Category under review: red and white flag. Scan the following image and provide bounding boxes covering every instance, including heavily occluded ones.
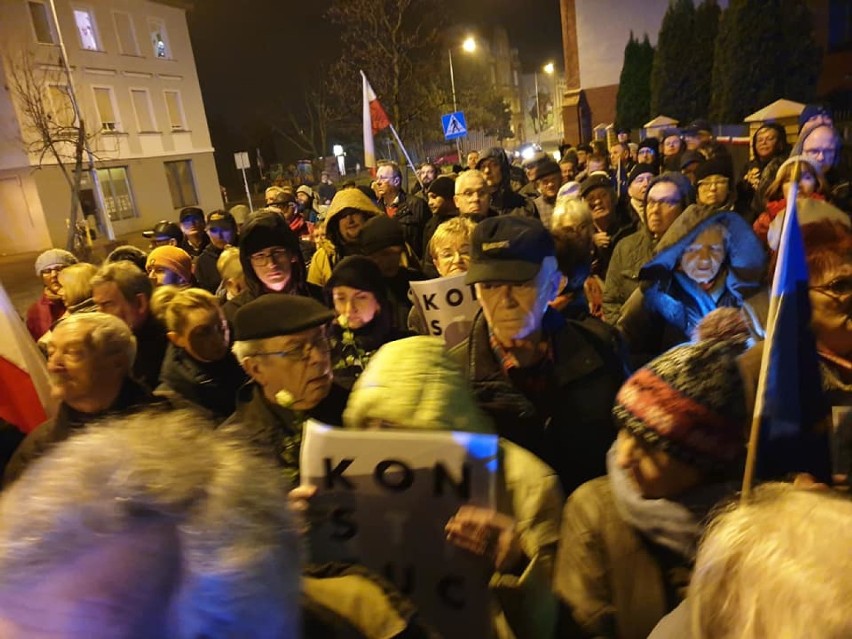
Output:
[362,70,391,171]
[0,282,56,432]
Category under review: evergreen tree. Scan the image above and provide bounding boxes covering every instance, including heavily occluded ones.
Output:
[687,0,721,120]
[616,33,655,130]
[710,0,820,122]
[650,0,696,122]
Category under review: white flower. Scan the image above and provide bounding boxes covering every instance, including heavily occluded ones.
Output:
[275,389,295,408]
[337,314,349,329]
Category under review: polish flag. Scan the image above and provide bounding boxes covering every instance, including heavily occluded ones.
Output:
[0,282,56,433]
[362,70,391,171]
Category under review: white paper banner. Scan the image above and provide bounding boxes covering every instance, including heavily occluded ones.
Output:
[409,273,481,348]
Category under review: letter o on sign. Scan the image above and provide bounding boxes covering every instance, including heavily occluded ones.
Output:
[446,289,464,307]
[374,459,415,492]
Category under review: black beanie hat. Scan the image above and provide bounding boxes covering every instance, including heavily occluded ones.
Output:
[638,138,659,154]
[358,215,404,256]
[327,256,387,299]
[695,154,734,183]
[427,175,456,200]
[239,212,300,256]
[628,162,658,185]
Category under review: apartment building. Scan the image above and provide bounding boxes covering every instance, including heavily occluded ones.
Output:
[0,0,221,255]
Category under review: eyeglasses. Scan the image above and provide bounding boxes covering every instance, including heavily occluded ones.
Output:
[804,147,836,161]
[250,335,331,361]
[436,248,471,262]
[459,189,488,199]
[250,248,291,267]
[811,277,852,304]
[646,196,682,209]
[697,178,729,189]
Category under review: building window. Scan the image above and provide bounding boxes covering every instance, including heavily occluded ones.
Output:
[130,89,157,132]
[73,7,100,51]
[46,84,75,127]
[92,86,120,131]
[28,1,56,44]
[112,11,140,56]
[148,18,170,59]
[164,160,198,208]
[97,167,136,221]
[163,90,186,131]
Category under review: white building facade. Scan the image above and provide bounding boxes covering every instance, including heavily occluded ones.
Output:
[0,0,221,255]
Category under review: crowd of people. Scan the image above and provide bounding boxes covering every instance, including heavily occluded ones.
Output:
[1,106,850,638]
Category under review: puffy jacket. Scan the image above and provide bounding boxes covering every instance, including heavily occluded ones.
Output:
[308,189,381,288]
[602,226,655,324]
[618,207,768,368]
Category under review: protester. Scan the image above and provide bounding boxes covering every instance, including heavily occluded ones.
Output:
[296,185,321,224]
[223,212,308,323]
[195,209,238,293]
[451,215,624,494]
[317,171,337,205]
[344,336,563,638]
[454,169,497,221]
[26,249,77,340]
[737,123,790,222]
[0,410,302,638]
[225,295,348,485]
[374,160,431,260]
[636,138,658,168]
[308,187,381,288]
[661,129,683,169]
[580,172,634,277]
[3,312,154,485]
[752,155,827,246]
[91,261,169,390]
[477,147,538,218]
[145,245,194,288]
[555,317,750,639]
[326,256,407,389]
[624,162,658,227]
[682,119,714,151]
[617,206,767,368]
[216,246,246,303]
[694,154,735,210]
[559,151,578,182]
[533,158,563,228]
[36,262,99,355]
[550,197,603,319]
[679,150,705,186]
[791,120,851,213]
[422,174,459,268]
[177,206,209,258]
[151,286,247,419]
[650,483,852,639]
[141,220,182,250]
[603,172,694,323]
[105,244,148,272]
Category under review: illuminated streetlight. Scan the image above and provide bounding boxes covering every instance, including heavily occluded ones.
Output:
[543,62,554,75]
[462,36,476,53]
[449,36,477,160]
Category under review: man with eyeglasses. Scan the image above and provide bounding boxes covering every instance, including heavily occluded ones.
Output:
[374,160,430,260]
[225,295,348,483]
[793,121,851,214]
[453,169,497,222]
[26,249,78,340]
[603,172,693,324]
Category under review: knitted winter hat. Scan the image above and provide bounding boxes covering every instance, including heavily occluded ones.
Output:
[358,215,404,255]
[327,255,386,299]
[638,138,659,155]
[427,174,456,200]
[695,154,734,183]
[145,246,193,283]
[628,162,657,185]
[612,333,749,473]
[35,249,78,275]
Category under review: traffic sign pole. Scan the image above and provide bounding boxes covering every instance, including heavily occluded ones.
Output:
[234,151,253,212]
[448,48,462,162]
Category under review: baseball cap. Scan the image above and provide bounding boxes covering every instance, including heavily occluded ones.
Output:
[179,206,204,222]
[206,210,236,229]
[465,216,555,285]
[142,220,182,240]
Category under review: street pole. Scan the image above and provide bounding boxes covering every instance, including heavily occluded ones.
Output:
[534,72,541,146]
[47,0,115,242]
[448,48,462,162]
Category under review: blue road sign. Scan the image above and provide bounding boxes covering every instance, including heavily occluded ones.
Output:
[441,111,468,140]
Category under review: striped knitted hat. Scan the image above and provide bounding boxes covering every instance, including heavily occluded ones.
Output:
[613,336,749,473]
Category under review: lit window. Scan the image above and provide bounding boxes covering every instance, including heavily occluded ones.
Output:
[148,19,170,59]
[163,90,186,131]
[97,167,137,221]
[92,86,120,131]
[113,11,140,56]
[164,160,198,208]
[28,1,56,44]
[73,7,100,51]
[130,89,156,132]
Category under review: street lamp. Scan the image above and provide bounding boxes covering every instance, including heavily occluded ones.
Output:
[534,61,556,144]
[448,36,476,162]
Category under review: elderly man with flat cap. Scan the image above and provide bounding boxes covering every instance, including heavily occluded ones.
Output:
[450,215,624,495]
[224,295,348,484]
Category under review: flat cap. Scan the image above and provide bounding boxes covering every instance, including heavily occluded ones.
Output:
[233,294,334,341]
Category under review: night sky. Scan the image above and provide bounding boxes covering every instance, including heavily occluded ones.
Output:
[186,0,563,173]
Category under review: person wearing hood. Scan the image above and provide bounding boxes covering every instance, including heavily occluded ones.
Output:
[222,212,309,324]
[343,336,564,639]
[307,187,381,289]
[735,122,790,221]
[477,147,539,218]
[603,172,694,324]
[555,315,750,639]
[617,206,768,369]
[195,210,238,294]
[326,256,408,390]
[151,286,247,419]
[694,154,735,211]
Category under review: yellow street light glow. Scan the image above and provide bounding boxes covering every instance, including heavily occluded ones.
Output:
[543,62,555,74]
[462,36,476,53]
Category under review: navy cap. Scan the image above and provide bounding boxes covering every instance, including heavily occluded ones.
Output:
[142,220,182,240]
[206,210,236,228]
[179,206,205,222]
[466,216,555,285]
[579,172,614,198]
[233,295,334,341]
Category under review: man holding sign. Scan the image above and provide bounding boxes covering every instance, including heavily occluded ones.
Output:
[301,336,562,638]
[451,216,625,495]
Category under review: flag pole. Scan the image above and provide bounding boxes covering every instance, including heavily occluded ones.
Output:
[741,171,801,501]
[388,123,424,190]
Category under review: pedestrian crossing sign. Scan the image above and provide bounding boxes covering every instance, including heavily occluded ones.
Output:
[441,111,467,140]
